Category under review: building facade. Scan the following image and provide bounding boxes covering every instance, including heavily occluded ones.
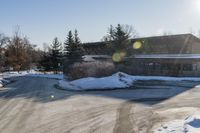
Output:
[82,34,200,77]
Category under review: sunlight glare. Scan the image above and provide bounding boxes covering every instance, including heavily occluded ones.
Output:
[195,0,200,13]
[51,95,55,99]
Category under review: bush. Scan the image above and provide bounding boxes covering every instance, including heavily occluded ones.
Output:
[66,61,116,80]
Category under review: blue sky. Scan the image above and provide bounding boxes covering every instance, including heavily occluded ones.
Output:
[0,0,200,48]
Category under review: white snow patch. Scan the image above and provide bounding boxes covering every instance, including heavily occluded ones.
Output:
[0,77,11,88]
[1,70,63,80]
[59,72,135,90]
[0,80,3,88]
[154,115,200,133]
[0,70,63,87]
[59,72,200,91]
[1,70,40,78]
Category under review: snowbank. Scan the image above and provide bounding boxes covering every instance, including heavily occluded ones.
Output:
[0,78,11,88]
[59,72,135,90]
[2,70,40,78]
[0,78,3,87]
[1,70,63,80]
[0,70,63,88]
[59,72,200,91]
[154,115,200,133]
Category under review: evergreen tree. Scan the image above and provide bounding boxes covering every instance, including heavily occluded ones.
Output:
[64,30,74,55]
[50,37,62,73]
[39,49,52,71]
[112,24,130,51]
[74,29,81,44]
[102,24,136,63]
[64,30,83,62]
[103,24,135,53]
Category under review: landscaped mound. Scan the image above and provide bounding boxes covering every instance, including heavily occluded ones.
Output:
[59,72,200,91]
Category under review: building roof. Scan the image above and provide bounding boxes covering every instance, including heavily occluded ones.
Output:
[83,34,200,55]
[130,34,200,54]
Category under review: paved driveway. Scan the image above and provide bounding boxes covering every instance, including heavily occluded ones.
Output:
[0,76,200,133]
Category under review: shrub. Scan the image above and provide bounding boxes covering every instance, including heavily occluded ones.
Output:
[67,61,116,80]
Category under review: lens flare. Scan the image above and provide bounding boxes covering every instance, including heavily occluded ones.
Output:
[112,51,127,62]
[119,51,127,57]
[133,41,142,49]
[51,95,54,98]
[112,53,122,62]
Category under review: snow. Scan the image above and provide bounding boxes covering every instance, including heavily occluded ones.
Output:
[0,70,63,87]
[154,115,200,133]
[1,70,39,78]
[0,77,11,88]
[1,70,63,80]
[59,72,200,91]
[82,54,200,60]
[0,79,3,87]
[59,72,134,90]
[132,54,200,59]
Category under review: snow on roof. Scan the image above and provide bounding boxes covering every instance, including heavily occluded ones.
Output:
[83,54,200,60]
[131,54,200,59]
[83,55,111,61]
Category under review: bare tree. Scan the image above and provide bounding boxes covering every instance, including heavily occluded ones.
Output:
[5,29,35,71]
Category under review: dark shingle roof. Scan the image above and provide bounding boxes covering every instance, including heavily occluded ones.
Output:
[83,34,200,54]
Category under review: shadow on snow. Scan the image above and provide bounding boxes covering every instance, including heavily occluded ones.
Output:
[0,76,200,105]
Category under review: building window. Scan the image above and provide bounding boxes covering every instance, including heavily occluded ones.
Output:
[183,64,192,71]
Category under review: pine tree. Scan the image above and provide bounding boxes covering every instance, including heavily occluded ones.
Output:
[64,30,74,55]
[103,24,134,53]
[113,24,130,51]
[50,37,62,73]
[64,30,83,62]
[74,29,83,60]
[74,29,81,44]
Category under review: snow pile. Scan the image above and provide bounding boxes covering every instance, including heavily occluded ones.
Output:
[59,72,200,91]
[59,72,135,90]
[154,115,200,133]
[0,77,11,88]
[0,77,3,87]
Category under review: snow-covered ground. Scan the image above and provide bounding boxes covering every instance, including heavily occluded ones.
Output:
[1,70,63,79]
[0,70,63,87]
[1,70,40,79]
[154,115,200,133]
[59,72,200,91]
